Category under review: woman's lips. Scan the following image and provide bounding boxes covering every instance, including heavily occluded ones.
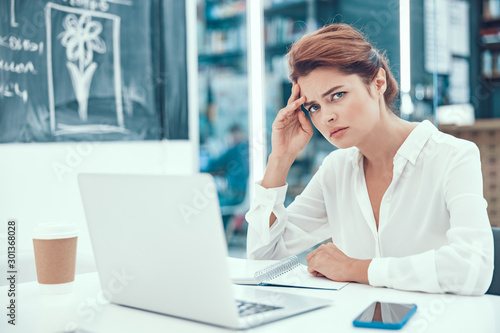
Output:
[330,127,348,139]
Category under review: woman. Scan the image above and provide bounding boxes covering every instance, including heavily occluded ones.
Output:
[245,23,494,295]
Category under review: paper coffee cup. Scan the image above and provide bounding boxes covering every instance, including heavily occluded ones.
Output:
[32,223,78,295]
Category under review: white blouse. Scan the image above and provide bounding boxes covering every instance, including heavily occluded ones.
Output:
[245,120,494,295]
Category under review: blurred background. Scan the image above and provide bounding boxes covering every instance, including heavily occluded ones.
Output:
[195,0,500,257]
[1,0,499,268]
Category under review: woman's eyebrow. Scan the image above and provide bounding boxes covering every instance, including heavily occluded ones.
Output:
[303,99,313,108]
[321,85,344,98]
[302,85,344,108]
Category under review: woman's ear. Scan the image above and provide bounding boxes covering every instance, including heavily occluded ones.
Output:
[374,68,387,94]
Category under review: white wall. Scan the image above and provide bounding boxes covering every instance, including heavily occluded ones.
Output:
[0,140,195,280]
[0,0,200,283]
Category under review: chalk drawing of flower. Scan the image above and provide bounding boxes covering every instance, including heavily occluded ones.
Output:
[58,14,106,122]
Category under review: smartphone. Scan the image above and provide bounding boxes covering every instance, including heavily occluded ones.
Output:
[352,302,417,330]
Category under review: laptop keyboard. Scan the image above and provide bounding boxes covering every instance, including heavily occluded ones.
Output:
[236,300,283,317]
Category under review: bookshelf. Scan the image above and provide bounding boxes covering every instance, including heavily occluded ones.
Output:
[197,0,337,207]
[198,0,336,71]
[478,0,500,116]
[196,0,337,143]
[480,2,500,79]
[261,0,337,205]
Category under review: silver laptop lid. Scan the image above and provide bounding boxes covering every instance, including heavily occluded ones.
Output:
[78,173,240,328]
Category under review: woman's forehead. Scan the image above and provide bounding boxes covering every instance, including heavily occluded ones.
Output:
[297,69,361,94]
[298,68,361,84]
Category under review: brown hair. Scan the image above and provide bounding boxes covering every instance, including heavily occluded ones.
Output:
[288,23,398,110]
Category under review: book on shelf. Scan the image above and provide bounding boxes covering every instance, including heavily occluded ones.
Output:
[480,28,500,44]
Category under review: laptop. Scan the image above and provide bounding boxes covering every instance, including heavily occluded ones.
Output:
[78,173,332,330]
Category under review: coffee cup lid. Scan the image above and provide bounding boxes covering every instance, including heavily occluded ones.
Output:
[32,223,79,240]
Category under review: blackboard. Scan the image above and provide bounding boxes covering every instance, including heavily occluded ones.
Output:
[0,0,188,142]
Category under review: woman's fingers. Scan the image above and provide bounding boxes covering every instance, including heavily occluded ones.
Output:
[287,96,306,117]
[287,82,301,105]
[275,96,305,125]
[305,247,318,262]
[274,83,306,128]
[306,244,355,282]
[282,96,306,117]
[306,250,325,275]
[297,108,312,132]
[307,254,325,277]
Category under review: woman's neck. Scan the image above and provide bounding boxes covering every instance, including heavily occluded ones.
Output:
[357,113,417,170]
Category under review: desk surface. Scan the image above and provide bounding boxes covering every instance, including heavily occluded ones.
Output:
[2,272,500,333]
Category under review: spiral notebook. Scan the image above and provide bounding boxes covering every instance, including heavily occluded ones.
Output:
[227,256,348,290]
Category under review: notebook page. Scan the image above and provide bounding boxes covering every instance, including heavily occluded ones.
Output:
[227,257,348,290]
[266,264,348,290]
[227,257,278,284]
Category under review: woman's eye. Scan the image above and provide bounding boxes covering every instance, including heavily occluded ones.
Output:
[308,105,320,113]
[332,92,346,100]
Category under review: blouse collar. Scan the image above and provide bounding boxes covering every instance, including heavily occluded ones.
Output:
[351,120,437,169]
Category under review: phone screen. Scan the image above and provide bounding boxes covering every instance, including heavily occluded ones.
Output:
[353,302,417,325]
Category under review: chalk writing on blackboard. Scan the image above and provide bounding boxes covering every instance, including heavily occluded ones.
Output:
[0,82,27,103]
[0,60,37,74]
[61,0,133,12]
[58,14,106,122]
[46,3,125,135]
[10,0,18,28]
[1,0,188,142]
[0,36,44,54]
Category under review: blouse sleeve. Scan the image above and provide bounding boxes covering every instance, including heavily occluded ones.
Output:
[245,162,332,260]
[368,142,494,295]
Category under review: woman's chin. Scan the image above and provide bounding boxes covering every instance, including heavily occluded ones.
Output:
[327,139,353,150]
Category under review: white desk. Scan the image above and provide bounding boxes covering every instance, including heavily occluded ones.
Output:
[2,272,500,333]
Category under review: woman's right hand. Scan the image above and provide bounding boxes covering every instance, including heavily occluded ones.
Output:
[270,83,313,161]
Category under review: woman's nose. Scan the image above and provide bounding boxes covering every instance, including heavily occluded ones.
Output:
[320,111,336,125]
